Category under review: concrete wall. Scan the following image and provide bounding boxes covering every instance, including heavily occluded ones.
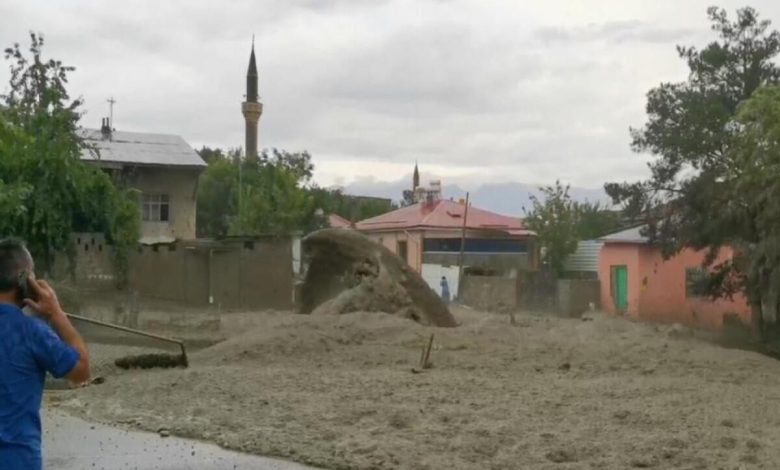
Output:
[598,243,751,329]
[61,236,294,312]
[461,275,516,311]
[124,166,201,240]
[517,270,557,312]
[52,233,116,286]
[457,272,598,316]
[557,279,600,317]
[422,252,531,271]
[129,238,294,311]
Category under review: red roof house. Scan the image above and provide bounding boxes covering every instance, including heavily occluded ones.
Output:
[356,199,532,235]
[355,199,536,296]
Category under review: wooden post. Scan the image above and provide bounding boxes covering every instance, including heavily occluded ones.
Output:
[413,333,435,372]
[423,333,434,369]
[457,193,470,300]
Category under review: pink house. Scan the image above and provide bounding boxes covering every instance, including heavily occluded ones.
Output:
[598,226,751,330]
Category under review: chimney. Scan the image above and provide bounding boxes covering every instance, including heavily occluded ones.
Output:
[100,117,112,140]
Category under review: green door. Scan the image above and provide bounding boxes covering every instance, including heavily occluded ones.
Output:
[611,265,628,312]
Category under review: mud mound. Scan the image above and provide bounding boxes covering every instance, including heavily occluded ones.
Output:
[194,311,426,366]
[299,229,457,327]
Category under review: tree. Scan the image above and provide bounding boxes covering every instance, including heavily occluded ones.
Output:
[604,7,780,333]
[523,181,579,276]
[196,148,241,238]
[196,147,319,237]
[0,33,139,279]
[575,201,622,240]
[401,189,415,207]
[196,146,229,165]
[712,86,780,333]
[309,187,395,225]
[232,153,315,235]
[196,147,394,237]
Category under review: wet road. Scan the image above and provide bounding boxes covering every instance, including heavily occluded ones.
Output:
[43,409,319,470]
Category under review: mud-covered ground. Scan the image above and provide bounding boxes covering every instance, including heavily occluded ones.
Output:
[50,307,780,469]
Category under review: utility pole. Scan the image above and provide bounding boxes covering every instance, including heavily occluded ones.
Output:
[107,97,116,128]
[457,192,470,301]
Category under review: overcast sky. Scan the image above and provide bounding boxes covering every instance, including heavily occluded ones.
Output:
[2,0,779,190]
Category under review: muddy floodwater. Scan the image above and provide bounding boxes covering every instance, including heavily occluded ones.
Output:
[43,408,319,470]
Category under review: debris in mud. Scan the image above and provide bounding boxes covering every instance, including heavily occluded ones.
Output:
[629,457,657,468]
[545,449,576,463]
[299,229,457,327]
[115,353,188,369]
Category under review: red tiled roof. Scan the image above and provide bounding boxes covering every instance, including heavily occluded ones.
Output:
[356,199,532,234]
[328,214,353,229]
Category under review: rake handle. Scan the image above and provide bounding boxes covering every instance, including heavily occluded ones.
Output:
[66,312,185,349]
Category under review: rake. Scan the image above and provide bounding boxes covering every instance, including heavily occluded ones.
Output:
[67,313,189,369]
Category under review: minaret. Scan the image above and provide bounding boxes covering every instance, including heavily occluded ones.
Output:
[413,161,420,190]
[242,39,263,159]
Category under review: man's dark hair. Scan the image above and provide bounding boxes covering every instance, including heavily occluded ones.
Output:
[0,238,31,292]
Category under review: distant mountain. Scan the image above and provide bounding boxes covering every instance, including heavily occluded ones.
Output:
[344,178,609,217]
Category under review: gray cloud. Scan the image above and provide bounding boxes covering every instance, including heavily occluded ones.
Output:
[535,20,695,45]
[1,0,779,191]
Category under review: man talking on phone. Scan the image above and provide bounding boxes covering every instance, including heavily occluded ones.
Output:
[0,238,90,469]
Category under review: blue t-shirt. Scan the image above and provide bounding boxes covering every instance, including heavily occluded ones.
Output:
[0,303,79,470]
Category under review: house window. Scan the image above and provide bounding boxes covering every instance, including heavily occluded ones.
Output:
[685,268,708,298]
[142,194,170,222]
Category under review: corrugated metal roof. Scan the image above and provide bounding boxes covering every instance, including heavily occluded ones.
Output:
[564,240,603,272]
[79,128,206,168]
[599,225,648,244]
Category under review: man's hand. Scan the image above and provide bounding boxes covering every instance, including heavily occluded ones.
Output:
[23,278,64,320]
[23,277,90,384]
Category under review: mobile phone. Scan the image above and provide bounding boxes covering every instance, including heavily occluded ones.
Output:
[17,271,32,301]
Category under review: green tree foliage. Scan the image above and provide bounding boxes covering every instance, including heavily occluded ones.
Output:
[195,147,241,238]
[604,7,780,332]
[232,151,315,235]
[575,201,622,240]
[711,86,780,332]
[309,188,395,224]
[523,181,579,276]
[196,147,393,238]
[0,33,139,279]
[196,148,318,237]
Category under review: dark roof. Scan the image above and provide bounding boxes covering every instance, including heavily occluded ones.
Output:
[79,129,206,168]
